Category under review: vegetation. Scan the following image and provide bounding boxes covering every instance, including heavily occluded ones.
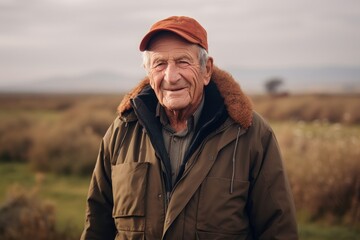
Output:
[0,184,57,240]
[252,94,360,124]
[272,121,360,226]
[0,163,90,239]
[0,93,359,239]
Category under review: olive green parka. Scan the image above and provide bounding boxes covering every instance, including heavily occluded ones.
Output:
[81,66,298,240]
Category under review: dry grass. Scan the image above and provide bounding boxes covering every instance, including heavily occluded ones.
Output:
[272,121,360,226]
[0,94,121,174]
[0,185,76,240]
[252,94,360,124]
[0,93,359,238]
[27,96,118,175]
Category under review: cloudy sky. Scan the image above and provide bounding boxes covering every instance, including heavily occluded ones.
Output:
[1,0,359,87]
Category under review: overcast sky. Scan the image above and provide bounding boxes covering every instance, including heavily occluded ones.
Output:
[1,0,359,87]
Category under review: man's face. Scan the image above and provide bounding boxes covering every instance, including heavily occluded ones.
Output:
[146,33,212,113]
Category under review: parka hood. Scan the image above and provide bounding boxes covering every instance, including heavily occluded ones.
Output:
[117,66,253,129]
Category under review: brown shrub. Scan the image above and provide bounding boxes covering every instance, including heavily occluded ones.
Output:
[28,99,116,175]
[0,185,56,240]
[29,121,101,175]
[0,115,33,162]
[0,94,120,174]
[62,98,117,137]
[0,185,78,240]
[253,94,360,124]
[274,122,360,225]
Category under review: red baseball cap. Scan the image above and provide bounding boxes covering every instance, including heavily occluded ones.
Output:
[139,16,208,52]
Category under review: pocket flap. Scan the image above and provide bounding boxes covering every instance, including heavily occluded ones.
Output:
[112,162,150,217]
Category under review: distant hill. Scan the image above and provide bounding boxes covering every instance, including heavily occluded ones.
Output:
[0,72,140,94]
[1,66,359,94]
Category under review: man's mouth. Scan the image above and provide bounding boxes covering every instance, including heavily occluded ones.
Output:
[165,87,186,92]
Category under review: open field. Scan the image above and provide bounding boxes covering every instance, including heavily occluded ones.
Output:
[0,93,359,239]
[1,162,358,240]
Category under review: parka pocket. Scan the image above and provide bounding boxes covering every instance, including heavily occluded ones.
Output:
[197,177,250,235]
[112,162,150,232]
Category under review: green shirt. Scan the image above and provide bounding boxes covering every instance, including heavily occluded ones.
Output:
[157,96,204,185]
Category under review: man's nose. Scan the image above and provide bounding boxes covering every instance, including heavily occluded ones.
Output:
[164,63,180,84]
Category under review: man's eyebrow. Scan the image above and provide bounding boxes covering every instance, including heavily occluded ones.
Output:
[150,52,194,64]
[174,54,193,62]
[151,56,165,64]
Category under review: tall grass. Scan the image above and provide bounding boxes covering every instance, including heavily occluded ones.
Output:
[0,93,359,239]
[0,185,75,240]
[0,163,90,239]
[273,121,360,226]
[0,115,33,162]
[252,94,360,124]
[0,94,120,174]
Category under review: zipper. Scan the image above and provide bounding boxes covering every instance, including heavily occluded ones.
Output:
[230,127,241,194]
[164,121,241,210]
[119,121,129,148]
[159,163,169,214]
[167,128,221,202]
[178,122,234,182]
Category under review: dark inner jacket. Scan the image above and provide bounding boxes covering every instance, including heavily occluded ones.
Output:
[130,81,228,192]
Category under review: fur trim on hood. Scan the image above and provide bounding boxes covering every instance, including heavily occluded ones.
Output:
[118,66,253,128]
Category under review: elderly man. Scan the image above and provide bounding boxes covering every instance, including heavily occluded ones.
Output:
[81,16,298,239]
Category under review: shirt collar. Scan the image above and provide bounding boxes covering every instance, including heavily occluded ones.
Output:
[156,94,205,133]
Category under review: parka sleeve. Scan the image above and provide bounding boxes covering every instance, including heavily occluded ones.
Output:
[80,122,117,240]
[247,123,298,239]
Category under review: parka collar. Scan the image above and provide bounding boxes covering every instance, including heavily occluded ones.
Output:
[118,66,253,129]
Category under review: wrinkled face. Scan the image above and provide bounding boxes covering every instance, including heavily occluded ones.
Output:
[146,33,212,113]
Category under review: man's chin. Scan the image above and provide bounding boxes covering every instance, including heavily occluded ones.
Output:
[164,106,186,112]
[162,103,188,112]
[163,99,189,111]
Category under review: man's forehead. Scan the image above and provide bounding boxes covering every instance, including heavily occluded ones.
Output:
[147,31,197,51]
[149,49,194,59]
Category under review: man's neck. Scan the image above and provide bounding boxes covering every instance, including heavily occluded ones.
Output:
[164,96,205,133]
[165,109,190,132]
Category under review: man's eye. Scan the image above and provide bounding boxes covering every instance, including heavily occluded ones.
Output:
[153,62,166,71]
[178,60,190,67]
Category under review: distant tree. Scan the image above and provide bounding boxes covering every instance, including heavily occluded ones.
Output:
[265,77,284,95]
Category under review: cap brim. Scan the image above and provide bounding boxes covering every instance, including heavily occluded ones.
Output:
[139,28,200,51]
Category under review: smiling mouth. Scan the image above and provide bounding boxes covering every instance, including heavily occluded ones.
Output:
[165,86,186,91]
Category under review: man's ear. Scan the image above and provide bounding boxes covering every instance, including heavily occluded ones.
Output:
[203,57,213,86]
